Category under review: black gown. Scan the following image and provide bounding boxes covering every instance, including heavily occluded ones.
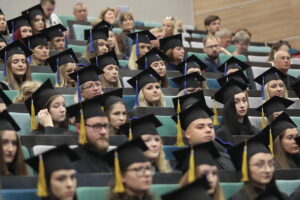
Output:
[214,141,235,171]
[30,127,77,135]
[286,153,300,168]
[290,185,300,200]
[283,74,298,90]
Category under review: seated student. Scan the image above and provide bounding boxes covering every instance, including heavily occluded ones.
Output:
[162,16,178,37]
[217,56,250,76]
[25,79,75,135]
[0,9,7,35]
[26,145,79,200]
[47,48,78,87]
[173,141,225,200]
[103,137,155,200]
[172,72,206,96]
[7,15,32,41]
[23,33,49,66]
[66,94,111,173]
[159,34,185,71]
[127,30,156,70]
[214,79,259,145]
[13,81,41,103]
[78,27,109,66]
[217,70,249,89]
[120,114,172,173]
[90,51,122,88]
[42,24,67,51]
[204,15,221,35]
[175,55,208,76]
[136,47,169,88]
[0,40,32,90]
[228,127,290,200]
[0,88,12,111]
[268,40,291,65]
[0,110,28,176]
[21,4,46,35]
[232,30,250,56]
[202,35,222,73]
[270,112,300,169]
[127,67,165,107]
[69,64,103,102]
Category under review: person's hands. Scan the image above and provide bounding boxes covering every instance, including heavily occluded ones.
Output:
[37,109,54,127]
[0,103,7,112]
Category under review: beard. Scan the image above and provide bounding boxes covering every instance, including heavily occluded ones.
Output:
[87,138,109,153]
[207,52,219,60]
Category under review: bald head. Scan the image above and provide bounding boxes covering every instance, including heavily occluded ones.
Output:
[274,50,291,74]
[73,2,88,22]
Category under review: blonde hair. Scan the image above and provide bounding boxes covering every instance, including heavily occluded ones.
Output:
[150,27,165,35]
[232,30,250,44]
[55,63,77,87]
[154,137,172,172]
[274,132,291,169]
[264,81,288,100]
[13,81,41,103]
[100,7,115,21]
[128,44,138,70]
[99,74,122,88]
[119,11,135,30]
[162,17,178,36]
[138,88,165,107]
[83,39,103,60]
[215,28,232,38]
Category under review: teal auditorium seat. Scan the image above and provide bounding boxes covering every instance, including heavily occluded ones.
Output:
[32,73,56,85]
[144,21,162,28]
[288,68,300,78]
[58,15,75,27]
[4,90,19,101]
[77,187,109,200]
[191,33,207,39]
[163,145,186,161]
[291,117,300,127]
[10,112,31,135]
[73,24,92,40]
[226,45,236,53]
[87,16,96,22]
[62,94,75,106]
[69,44,86,55]
[119,60,128,68]
[248,45,271,53]
[156,115,177,136]
[206,78,221,89]
[221,182,242,199]
[151,184,178,200]
[112,27,122,34]
[0,189,39,200]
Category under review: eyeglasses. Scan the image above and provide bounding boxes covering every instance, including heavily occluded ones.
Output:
[250,160,275,170]
[85,123,109,131]
[206,44,220,49]
[82,82,102,90]
[126,165,155,177]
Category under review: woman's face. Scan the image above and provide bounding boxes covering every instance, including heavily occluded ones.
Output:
[48,96,66,123]
[235,41,249,54]
[162,19,174,37]
[1,130,17,164]
[197,165,218,195]
[0,14,7,32]
[107,31,116,49]
[138,43,151,58]
[150,60,166,77]
[172,46,185,61]
[121,17,134,31]
[103,64,119,84]
[142,134,161,161]
[122,162,153,194]
[81,81,103,99]
[267,80,285,98]
[20,26,33,38]
[64,63,77,85]
[33,45,49,61]
[108,102,127,129]
[234,92,248,118]
[52,36,65,51]
[96,39,109,56]
[10,54,27,77]
[50,169,77,200]
[33,15,45,32]
[142,82,162,105]
[249,153,274,186]
[281,128,299,154]
[104,10,116,25]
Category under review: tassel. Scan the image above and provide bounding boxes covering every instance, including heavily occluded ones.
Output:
[241,140,249,182]
[95,56,99,67]
[261,76,266,128]
[135,33,139,56]
[79,108,87,144]
[65,36,68,49]
[224,62,227,76]
[27,55,32,64]
[187,148,195,183]
[175,99,184,146]
[56,57,61,84]
[128,121,133,141]
[261,109,266,129]
[89,30,94,52]
[269,129,274,157]
[113,151,125,193]
[31,98,38,130]
[77,74,82,103]
[3,51,7,77]
[37,155,48,197]
[184,61,187,75]
[213,99,219,126]
[144,57,147,70]
[183,77,187,95]
[135,80,139,107]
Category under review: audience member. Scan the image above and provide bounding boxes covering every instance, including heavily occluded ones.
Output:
[162,17,178,37]
[40,0,63,27]
[232,30,250,55]
[204,15,221,35]
[268,40,291,64]
[22,4,46,35]
[0,9,7,35]
[73,2,88,22]
[202,35,221,73]
[7,16,32,41]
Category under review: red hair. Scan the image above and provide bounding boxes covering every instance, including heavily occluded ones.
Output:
[13,29,25,44]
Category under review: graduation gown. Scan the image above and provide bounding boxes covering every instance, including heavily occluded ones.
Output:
[283,74,298,90]
[73,144,111,173]
[290,185,300,200]
[31,127,77,135]
[109,192,154,200]
[214,141,235,171]
[286,153,300,168]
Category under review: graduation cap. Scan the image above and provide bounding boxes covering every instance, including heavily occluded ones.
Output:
[127,30,156,57]
[213,79,248,104]
[171,72,206,92]
[7,15,31,34]
[21,4,45,21]
[175,55,208,74]
[0,88,12,106]
[291,80,300,99]
[0,110,20,131]
[25,144,79,197]
[270,112,297,139]
[256,96,294,118]
[23,33,48,49]
[159,34,183,53]
[217,56,250,74]
[136,47,167,70]
[97,88,124,111]
[41,24,67,40]
[102,137,148,193]
[68,64,103,86]
[254,67,286,86]
[84,27,108,52]
[90,51,119,69]
[161,176,211,200]
[217,69,249,86]
[172,90,205,112]
[94,20,113,31]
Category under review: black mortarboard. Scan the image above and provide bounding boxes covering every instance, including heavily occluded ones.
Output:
[98,88,124,110]
[68,64,103,85]
[0,9,4,16]
[84,27,109,41]
[24,79,60,115]
[159,34,183,52]
[21,4,45,21]
[270,112,297,139]
[90,51,119,70]
[47,48,78,72]
[94,20,113,31]
[0,110,20,131]
[0,40,32,60]
[0,35,7,44]
[172,72,206,91]
[291,80,300,99]
[0,88,12,106]
[41,24,67,40]
[217,70,249,86]
[172,100,214,131]
[23,33,48,49]
[136,47,167,70]
[7,15,31,33]
[161,176,211,200]
[254,67,286,86]
[217,56,250,74]
[294,136,300,146]
[213,79,248,104]
[175,55,208,74]
[173,141,220,173]
[256,96,294,118]
[127,30,156,45]
[102,137,149,171]
[172,90,205,112]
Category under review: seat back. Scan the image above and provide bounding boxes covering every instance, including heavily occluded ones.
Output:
[32,73,56,86]
[73,24,92,40]
[10,112,31,135]
[250,66,268,90]
[156,116,177,136]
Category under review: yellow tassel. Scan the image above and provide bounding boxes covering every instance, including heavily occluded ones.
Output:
[113,151,125,193]
[31,99,38,130]
[187,148,196,183]
[175,99,184,147]
[100,106,104,111]
[241,140,249,182]
[269,130,274,157]
[37,155,48,197]
[261,109,266,129]
[128,122,133,141]
[213,99,219,126]
[79,108,87,145]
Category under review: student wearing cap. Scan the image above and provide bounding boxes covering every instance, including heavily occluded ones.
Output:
[270,112,300,169]
[7,15,32,41]
[136,47,169,88]
[202,35,222,73]
[22,4,46,35]
[47,48,78,87]
[0,110,28,176]
[23,33,49,66]
[42,24,67,51]
[0,9,7,35]
[159,34,185,71]
[13,81,41,103]
[103,137,155,200]
[0,88,12,111]
[172,72,206,96]
[0,40,32,90]
[214,79,258,145]
[174,142,225,200]
[175,55,208,76]
[128,67,165,107]
[26,145,79,200]
[217,56,250,76]
[127,30,156,70]
[90,51,122,88]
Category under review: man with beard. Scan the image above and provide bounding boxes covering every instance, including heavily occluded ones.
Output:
[203,35,221,73]
[67,94,111,173]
